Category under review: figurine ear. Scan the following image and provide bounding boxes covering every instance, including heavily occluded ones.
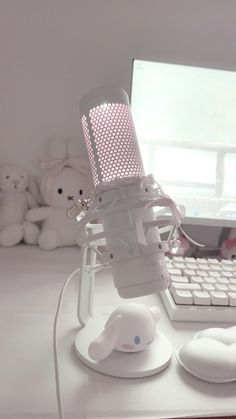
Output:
[88,315,122,361]
[148,306,161,324]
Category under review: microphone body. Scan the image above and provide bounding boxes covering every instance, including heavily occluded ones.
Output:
[100,185,169,298]
[80,87,170,298]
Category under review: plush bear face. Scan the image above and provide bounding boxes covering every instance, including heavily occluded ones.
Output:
[43,167,89,208]
[0,166,29,192]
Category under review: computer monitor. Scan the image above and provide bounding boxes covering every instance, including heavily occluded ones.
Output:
[130,59,236,228]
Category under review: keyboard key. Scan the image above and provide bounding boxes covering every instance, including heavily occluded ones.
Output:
[167,262,174,269]
[229,293,236,306]
[208,259,220,265]
[210,291,228,306]
[197,264,210,271]
[215,284,228,292]
[221,271,233,277]
[202,283,215,291]
[183,269,196,278]
[205,276,216,283]
[196,270,208,277]
[170,282,201,292]
[170,275,189,283]
[217,277,229,284]
[211,265,222,271]
[209,271,221,277]
[221,259,234,265]
[190,276,203,284]
[193,290,211,305]
[168,268,182,276]
[171,290,193,305]
[186,263,198,270]
[196,258,208,264]
[222,265,234,271]
[172,262,186,270]
[228,284,236,292]
[172,256,184,262]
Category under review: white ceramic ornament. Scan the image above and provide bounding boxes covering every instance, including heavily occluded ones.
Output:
[88,303,160,361]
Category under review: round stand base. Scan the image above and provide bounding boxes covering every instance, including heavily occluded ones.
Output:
[74,315,172,378]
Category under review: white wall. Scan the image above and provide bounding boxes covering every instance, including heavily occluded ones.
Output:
[1,0,236,172]
[0,0,235,245]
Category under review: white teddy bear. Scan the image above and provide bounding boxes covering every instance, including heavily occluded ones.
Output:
[26,138,92,250]
[0,165,41,246]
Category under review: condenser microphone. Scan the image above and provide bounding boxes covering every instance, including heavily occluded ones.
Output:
[78,86,181,299]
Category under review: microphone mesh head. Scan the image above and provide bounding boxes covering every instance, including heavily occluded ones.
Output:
[80,88,145,186]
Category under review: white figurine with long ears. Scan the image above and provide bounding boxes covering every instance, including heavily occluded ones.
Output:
[88,303,161,361]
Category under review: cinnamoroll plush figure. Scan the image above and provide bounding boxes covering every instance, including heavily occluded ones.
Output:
[88,303,161,361]
[0,165,41,246]
[26,156,91,250]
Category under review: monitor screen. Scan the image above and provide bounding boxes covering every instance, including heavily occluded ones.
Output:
[131,59,236,227]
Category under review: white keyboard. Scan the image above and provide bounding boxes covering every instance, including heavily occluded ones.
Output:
[161,256,236,322]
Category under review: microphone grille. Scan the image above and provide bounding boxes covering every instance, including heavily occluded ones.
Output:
[81,97,145,186]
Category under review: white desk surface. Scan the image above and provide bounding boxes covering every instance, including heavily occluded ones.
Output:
[0,245,236,419]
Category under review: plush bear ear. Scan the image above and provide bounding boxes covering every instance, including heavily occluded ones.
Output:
[88,315,122,361]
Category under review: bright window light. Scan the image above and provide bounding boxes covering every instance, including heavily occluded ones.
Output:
[131,60,236,226]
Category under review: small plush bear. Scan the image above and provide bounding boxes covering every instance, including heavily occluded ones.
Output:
[0,165,41,246]
[26,138,92,250]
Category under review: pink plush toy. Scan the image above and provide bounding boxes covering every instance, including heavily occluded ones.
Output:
[0,165,41,246]
[220,228,236,260]
[26,138,92,250]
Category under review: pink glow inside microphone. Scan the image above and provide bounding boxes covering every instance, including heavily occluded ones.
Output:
[80,87,145,186]
[79,87,170,298]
